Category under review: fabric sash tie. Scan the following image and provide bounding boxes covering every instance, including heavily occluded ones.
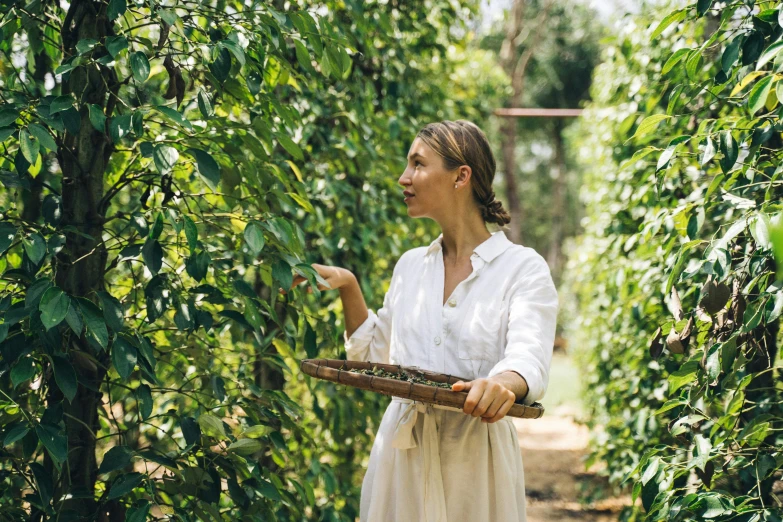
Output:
[391,396,463,522]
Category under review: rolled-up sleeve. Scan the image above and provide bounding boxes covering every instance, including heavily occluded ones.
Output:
[487,258,559,406]
[343,256,403,364]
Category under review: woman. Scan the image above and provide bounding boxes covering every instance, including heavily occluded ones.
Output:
[288,120,559,521]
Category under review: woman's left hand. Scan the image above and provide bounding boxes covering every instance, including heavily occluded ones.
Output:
[451,377,516,423]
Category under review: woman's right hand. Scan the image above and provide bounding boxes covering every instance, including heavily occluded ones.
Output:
[279,263,354,295]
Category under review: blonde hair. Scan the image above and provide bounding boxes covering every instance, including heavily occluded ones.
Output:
[416,120,511,227]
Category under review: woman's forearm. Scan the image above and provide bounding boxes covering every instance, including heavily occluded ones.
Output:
[339,273,370,340]
[489,370,529,402]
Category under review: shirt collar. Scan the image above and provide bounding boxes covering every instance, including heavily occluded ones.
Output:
[425,230,513,264]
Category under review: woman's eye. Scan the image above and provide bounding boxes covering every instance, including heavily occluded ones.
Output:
[415,161,421,167]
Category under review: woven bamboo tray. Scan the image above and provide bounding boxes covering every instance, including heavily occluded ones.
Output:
[300,358,544,419]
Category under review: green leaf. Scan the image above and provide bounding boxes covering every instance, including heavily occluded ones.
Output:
[173,300,195,330]
[181,417,201,445]
[36,424,67,465]
[185,251,210,281]
[107,472,143,500]
[294,39,315,74]
[722,36,742,72]
[136,384,152,420]
[258,478,282,501]
[106,36,128,57]
[77,298,109,349]
[187,148,220,189]
[153,144,179,174]
[656,145,676,172]
[662,48,690,75]
[210,46,232,82]
[700,136,716,166]
[668,361,700,392]
[241,425,267,439]
[97,291,125,332]
[42,195,62,226]
[183,215,198,253]
[0,222,17,255]
[221,39,245,66]
[228,438,263,455]
[145,276,168,323]
[130,52,150,82]
[19,129,39,164]
[276,133,304,160]
[149,212,164,240]
[11,357,35,387]
[197,89,213,119]
[705,173,724,200]
[49,95,74,115]
[243,297,262,330]
[757,41,783,70]
[76,38,98,55]
[27,124,57,151]
[126,500,150,522]
[141,237,163,275]
[88,104,107,132]
[719,130,738,173]
[651,9,686,39]
[39,287,70,331]
[65,303,84,337]
[4,423,30,447]
[109,114,133,143]
[51,354,78,403]
[627,115,671,142]
[685,49,703,80]
[244,221,265,254]
[696,0,713,17]
[748,75,774,114]
[112,337,138,380]
[721,336,737,373]
[137,336,156,370]
[99,446,133,475]
[22,233,47,264]
[197,414,227,439]
[0,109,20,127]
[155,105,192,131]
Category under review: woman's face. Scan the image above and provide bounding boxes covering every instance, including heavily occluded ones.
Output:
[398,137,460,220]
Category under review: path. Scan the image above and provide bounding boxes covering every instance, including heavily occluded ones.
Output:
[513,353,632,521]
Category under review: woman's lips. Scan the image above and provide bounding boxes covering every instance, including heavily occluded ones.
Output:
[404,195,415,202]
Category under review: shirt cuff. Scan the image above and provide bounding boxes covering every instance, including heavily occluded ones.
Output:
[487,361,543,406]
[343,309,377,361]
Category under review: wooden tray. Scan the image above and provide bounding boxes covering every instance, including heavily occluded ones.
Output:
[300,358,544,419]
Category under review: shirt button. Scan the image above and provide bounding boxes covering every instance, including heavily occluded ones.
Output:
[434,336,441,345]
[448,298,457,307]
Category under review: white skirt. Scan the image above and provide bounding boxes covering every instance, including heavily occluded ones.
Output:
[359,396,527,522]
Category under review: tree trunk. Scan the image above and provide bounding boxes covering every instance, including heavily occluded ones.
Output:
[546,122,566,284]
[498,0,553,245]
[52,0,115,516]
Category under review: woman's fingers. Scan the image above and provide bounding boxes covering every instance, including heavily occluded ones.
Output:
[481,394,507,420]
[472,385,498,417]
[482,399,515,424]
[279,275,305,294]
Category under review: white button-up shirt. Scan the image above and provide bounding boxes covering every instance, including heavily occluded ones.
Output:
[344,230,559,406]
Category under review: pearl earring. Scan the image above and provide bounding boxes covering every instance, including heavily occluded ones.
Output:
[454,184,457,188]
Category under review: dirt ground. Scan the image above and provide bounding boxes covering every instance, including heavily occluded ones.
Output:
[514,404,633,521]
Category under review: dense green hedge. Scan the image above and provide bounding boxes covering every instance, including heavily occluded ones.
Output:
[0,1,502,520]
[564,1,783,520]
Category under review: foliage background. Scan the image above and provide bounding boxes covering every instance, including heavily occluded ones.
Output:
[563,0,783,519]
[0,0,509,520]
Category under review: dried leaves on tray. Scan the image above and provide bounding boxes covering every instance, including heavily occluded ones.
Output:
[348,366,453,389]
